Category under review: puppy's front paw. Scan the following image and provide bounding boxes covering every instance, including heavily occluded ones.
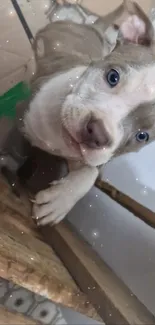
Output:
[32,179,75,226]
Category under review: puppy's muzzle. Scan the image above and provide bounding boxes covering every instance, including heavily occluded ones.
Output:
[81,118,112,149]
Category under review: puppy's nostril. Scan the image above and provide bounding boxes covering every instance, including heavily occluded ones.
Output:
[87,127,93,134]
[95,140,100,147]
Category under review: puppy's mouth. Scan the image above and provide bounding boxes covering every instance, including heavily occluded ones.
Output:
[62,126,81,153]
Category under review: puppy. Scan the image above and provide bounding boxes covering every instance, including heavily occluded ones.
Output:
[23,0,155,226]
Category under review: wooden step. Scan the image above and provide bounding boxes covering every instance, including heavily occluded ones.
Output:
[0,176,101,322]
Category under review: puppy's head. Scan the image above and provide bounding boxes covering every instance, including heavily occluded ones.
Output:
[61,1,155,166]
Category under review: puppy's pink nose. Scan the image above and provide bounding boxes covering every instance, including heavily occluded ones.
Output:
[81,119,111,149]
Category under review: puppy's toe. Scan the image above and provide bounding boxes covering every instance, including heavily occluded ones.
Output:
[35,188,52,205]
[33,178,75,226]
[35,180,64,204]
[33,202,54,220]
[50,179,65,186]
[37,213,65,226]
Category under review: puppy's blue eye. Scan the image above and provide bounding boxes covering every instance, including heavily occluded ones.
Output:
[106,69,120,87]
[136,131,149,142]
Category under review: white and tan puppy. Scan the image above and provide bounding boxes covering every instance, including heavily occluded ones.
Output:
[23,0,155,226]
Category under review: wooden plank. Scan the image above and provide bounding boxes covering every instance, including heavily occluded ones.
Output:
[96,179,155,229]
[0,305,40,325]
[41,221,155,325]
[0,177,101,322]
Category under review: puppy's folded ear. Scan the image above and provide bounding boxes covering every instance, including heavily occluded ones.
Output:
[116,0,154,46]
[94,0,154,56]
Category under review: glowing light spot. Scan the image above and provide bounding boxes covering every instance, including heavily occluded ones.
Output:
[140,186,148,196]
[92,229,100,239]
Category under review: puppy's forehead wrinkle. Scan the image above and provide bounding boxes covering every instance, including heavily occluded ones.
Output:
[32,53,89,92]
[127,101,155,125]
[106,43,155,67]
[116,101,155,156]
[92,59,128,74]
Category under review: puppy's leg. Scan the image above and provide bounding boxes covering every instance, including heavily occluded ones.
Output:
[33,165,98,226]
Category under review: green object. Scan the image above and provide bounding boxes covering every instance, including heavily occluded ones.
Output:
[0,82,31,119]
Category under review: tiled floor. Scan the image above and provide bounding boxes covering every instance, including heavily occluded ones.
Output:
[0,277,67,324]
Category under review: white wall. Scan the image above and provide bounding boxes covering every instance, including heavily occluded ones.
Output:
[68,141,155,316]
